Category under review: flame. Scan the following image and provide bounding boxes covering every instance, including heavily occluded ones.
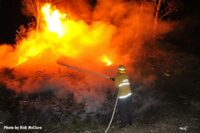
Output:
[0,1,172,92]
[14,3,115,67]
[41,3,66,37]
[17,46,42,66]
[101,55,112,66]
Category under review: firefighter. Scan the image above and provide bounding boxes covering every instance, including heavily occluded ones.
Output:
[110,65,133,128]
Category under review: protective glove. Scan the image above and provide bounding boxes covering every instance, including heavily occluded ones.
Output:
[110,77,115,81]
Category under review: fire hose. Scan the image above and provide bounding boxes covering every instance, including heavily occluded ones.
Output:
[57,60,118,133]
[57,60,110,79]
[104,91,118,133]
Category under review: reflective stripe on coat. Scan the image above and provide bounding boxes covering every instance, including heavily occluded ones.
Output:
[114,73,132,98]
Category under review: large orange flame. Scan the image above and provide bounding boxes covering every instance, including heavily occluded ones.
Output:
[0,1,172,93]
[15,3,115,67]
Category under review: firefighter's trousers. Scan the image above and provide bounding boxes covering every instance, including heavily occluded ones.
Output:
[117,95,133,126]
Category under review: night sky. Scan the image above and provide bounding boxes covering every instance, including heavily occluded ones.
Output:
[0,0,28,44]
[0,0,199,55]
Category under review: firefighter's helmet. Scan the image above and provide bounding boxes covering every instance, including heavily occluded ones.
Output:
[118,65,126,73]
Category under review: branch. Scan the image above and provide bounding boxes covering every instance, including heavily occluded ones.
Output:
[28,0,36,14]
[161,7,176,19]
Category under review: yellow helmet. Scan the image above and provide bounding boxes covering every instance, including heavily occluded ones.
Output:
[118,65,126,73]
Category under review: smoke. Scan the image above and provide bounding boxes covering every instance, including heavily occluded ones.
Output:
[0,0,173,113]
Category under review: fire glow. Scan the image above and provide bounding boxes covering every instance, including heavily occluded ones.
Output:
[0,1,171,93]
[13,3,116,67]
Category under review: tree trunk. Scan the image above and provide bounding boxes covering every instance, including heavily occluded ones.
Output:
[154,0,163,35]
[36,0,40,32]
